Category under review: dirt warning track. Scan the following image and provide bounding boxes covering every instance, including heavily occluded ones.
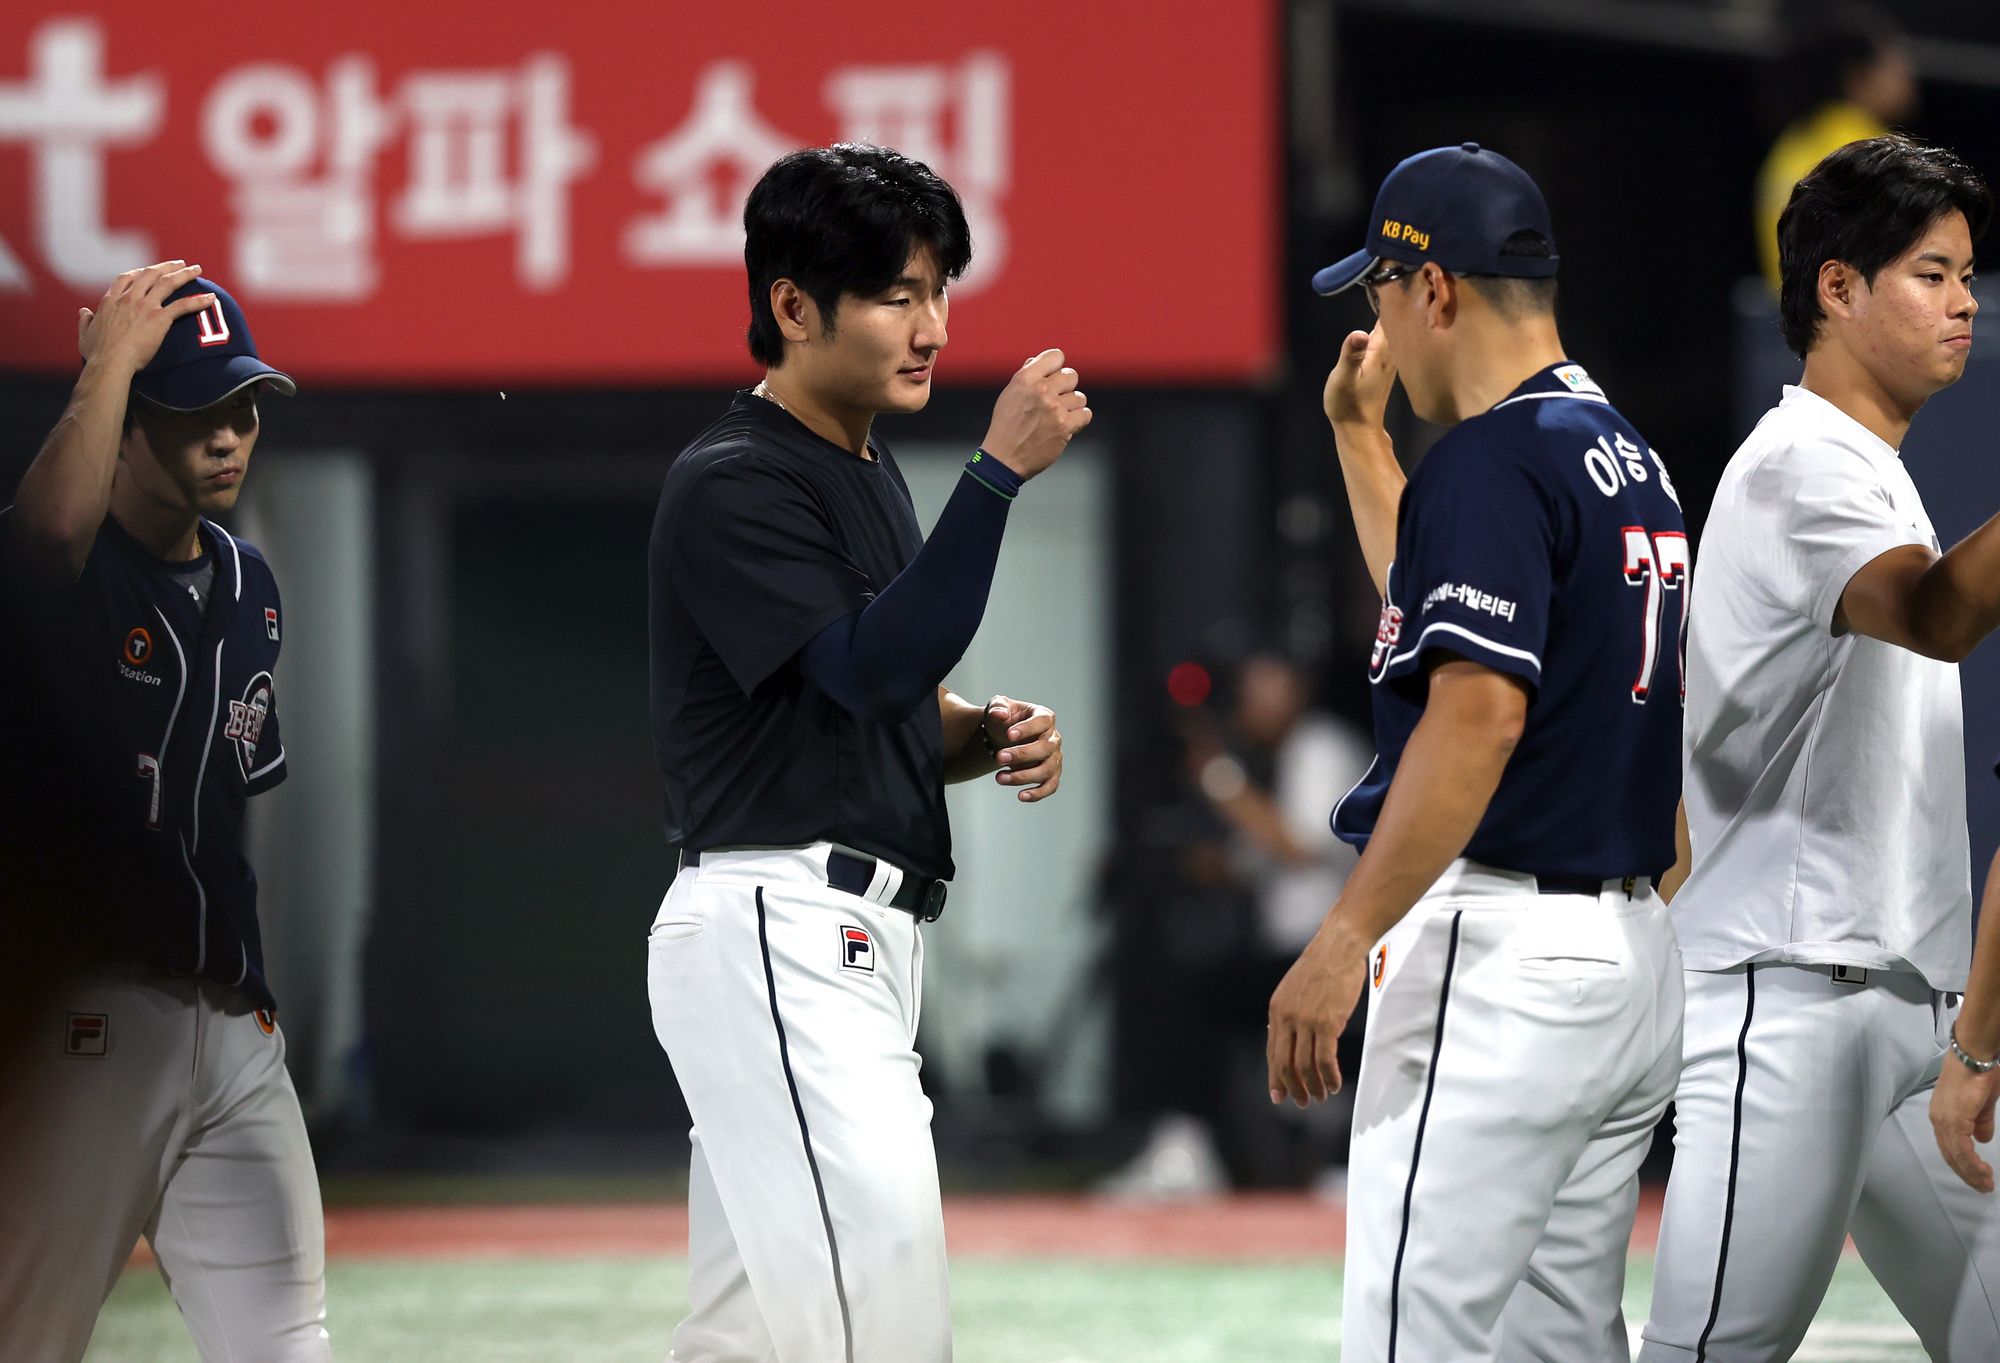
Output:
[129,1190,1667,1265]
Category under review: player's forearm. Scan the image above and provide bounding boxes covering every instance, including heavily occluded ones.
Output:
[1957,847,2000,1057]
[940,688,998,783]
[1331,422,1403,598]
[798,462,1013,722]
[11,358,133,580]
[1912,519,2000,661]
[1318,669,1521,950]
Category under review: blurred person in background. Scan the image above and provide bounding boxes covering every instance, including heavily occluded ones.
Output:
[1757,2,1918,291]
[0,265,326,1362]
[1104,651,1373,1196]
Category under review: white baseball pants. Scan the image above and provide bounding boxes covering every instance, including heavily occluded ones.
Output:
[647,845,948,1363]
[1641,963,2000,1362]
[0,972,330,1363]
[1341,860,1684,1363]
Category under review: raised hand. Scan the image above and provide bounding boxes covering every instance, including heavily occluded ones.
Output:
[1323,323,1399,432]
[78,262,214,377]
[980,349,1092,480]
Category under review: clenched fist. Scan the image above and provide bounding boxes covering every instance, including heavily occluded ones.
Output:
[980,349,1092,481]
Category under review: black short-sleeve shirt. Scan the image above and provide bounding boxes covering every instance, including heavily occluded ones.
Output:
[649,393,953,878]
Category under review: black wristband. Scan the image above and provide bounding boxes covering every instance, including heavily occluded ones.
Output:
[965,449,1022,500]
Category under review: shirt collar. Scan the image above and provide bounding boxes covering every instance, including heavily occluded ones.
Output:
[1487,362,1609,412]
[1778,384,1902,465]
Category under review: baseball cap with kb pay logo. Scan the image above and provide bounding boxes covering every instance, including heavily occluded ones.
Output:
[1312,142,1561,296]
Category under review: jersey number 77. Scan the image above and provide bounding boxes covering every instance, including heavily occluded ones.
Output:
[1622,526,1690,704]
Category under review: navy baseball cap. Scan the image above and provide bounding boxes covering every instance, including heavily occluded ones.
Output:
[1312,143,1560,296]
[130,277,296,412]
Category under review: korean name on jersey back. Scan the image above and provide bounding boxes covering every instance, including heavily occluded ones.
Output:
[1337,364,1688,881]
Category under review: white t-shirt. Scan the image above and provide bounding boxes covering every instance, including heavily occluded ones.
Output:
[1677,385,1970,990]
[1252,715,1374,953]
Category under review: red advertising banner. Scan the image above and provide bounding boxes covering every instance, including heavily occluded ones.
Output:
[0,4,1278,386]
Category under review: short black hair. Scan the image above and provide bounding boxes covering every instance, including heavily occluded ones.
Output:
[1777,135,1992,356]
[122,388,154,435]
[743,144,972,368]
[1466,228,1558,320]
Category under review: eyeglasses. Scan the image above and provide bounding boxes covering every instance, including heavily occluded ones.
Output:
[1361,263,1418,316]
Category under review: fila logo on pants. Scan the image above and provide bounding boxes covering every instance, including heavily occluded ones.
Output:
[841,925,874,973]
[65,1013,108,1056]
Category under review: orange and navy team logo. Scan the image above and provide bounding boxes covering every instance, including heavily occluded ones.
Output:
[123,627,153,667]
[1372,945,1388,989]
[65,1012,108,1056]
[840,924,874,973]
[254,1008,278,1036]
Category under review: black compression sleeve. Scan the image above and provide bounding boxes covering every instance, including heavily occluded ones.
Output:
[798,459,1017,722]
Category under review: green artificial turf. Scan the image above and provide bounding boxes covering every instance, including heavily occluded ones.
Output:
[88,1253,1925,1362]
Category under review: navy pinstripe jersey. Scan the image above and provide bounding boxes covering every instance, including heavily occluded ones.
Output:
[1332,363,1688,880]
[3,512,288,1008]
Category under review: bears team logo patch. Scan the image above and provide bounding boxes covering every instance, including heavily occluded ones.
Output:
[1368,599,1403,683]
[65,1013,108,1056]
[123,627,152,667]
[840,924,874,973]
[225,671,274,778]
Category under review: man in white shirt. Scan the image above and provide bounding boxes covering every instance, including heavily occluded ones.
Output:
[1642,135,2000,1361]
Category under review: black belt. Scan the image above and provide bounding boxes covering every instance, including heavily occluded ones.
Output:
[679,848,949,922]
[1537,873,1645,899]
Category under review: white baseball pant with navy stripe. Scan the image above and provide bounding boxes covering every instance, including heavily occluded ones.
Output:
[647,845,947,1363]
[0,971,330,1363]
[1640,964,2000,1361]
[1342,860,1683,1363]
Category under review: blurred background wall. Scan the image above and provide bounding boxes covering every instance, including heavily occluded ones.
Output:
[4,0,2000,1186]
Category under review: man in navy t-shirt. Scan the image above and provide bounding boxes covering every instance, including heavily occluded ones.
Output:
[1268,145,1688,1362]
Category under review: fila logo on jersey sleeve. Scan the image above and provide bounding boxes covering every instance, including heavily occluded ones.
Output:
[195,298,231,347]
[265,608,279,642]
[840,925,875,973]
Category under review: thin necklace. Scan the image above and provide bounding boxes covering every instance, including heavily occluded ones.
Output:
[753,379,874,462]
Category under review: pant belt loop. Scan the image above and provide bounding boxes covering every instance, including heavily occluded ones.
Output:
[867,856,903,906]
